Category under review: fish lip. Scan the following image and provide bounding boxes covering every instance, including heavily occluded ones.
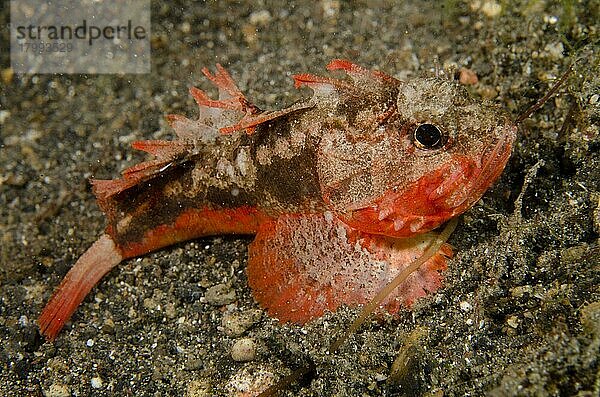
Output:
[446,122,517,211]
[476,123,517,186]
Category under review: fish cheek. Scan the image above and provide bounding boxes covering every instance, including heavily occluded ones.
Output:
[316,132,376,210]
[315,125,411,212]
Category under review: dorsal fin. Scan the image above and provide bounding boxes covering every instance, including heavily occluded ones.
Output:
[326,59,401,86]
[131,140,187,159]
[293,59,401,100]
[91,158,172,203]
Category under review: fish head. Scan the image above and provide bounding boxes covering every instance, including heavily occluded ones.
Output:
[317,75,517,237]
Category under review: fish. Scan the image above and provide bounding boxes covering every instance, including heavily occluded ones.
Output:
[38,59,517,341]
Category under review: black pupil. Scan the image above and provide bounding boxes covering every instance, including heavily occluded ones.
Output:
[414,123,442,148]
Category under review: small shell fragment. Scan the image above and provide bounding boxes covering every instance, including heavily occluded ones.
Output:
[231,338,257,362]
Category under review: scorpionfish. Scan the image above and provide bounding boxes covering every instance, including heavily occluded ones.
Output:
[39,60,517,340]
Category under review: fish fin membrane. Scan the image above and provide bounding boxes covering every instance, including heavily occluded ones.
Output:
[38,234,123,341]
[246,213,452,324]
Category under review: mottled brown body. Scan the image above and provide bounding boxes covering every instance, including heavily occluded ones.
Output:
[100,106,324,249]
[102,69,512,250]
[39,60,516,340]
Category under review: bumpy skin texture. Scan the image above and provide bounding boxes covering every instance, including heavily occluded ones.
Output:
[39,60,517,340]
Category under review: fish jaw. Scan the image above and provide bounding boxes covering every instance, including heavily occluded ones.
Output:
[339,122,517,237]
[434,122,518,216]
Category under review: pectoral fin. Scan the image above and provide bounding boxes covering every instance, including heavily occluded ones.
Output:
[246,214,452,324]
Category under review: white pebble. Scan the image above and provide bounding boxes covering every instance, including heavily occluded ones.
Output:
[226,364,275,395]
[544,42,564,60]
[231,338,257,362]
[91,377,103,389]
[481,1,502,17]
[43,383,71,397]
[249,10,271,25]
[18,315,29,327]
[0,110,10,124]
[507,315,519,329]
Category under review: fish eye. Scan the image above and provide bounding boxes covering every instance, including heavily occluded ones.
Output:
[413,123,445,150]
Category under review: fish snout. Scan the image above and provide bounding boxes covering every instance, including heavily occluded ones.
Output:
[442,123,517,215]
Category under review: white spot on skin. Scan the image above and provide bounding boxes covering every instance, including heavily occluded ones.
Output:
[312,83,337,98]
[231,187,239,197]
[116,214,133,233]
[393,218,405,231]
[336,225,347,240]
[409,217,425,233]
[216,158,235,179]
[274,137,293,159]
[378,206,394,221]
[235,148,251,177]
[289,130,306,149]
[323,211,334,223]
[256,146,272,166]
[188,166,211,196]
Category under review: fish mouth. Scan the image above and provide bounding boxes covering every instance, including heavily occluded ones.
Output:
[439,122,517,214]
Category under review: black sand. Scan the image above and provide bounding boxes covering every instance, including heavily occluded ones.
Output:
[1,1,598,396]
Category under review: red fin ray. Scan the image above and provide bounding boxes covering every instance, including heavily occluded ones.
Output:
[326,59,401,86]
[191,64,314,135]
[190,86,246,112]
[92,137,189,202]
[190,64,267,135]
[131,140,187,159]
[91,178,135,201]
[91,158,172,203]
[202,63,245,101]
[218,102,313,134]
[120,158,167,176]
[292,73,355,92]
[293,59,401,100]
[199,64,258,115]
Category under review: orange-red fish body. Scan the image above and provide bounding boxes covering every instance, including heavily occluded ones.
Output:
[39,60,516,340]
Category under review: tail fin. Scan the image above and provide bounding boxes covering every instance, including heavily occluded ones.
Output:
[38,234,123,341]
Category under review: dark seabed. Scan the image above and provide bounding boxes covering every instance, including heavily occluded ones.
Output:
[1,1,598,396]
